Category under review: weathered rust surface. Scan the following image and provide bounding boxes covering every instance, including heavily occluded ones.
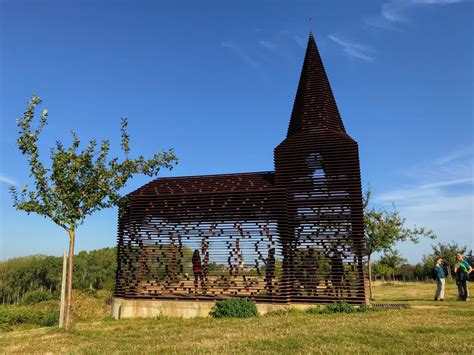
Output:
[114,33,367,304]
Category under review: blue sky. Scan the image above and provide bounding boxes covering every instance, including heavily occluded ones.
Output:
[0,0,472,263]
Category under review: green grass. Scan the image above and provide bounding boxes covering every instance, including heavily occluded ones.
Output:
[0,282,472,353]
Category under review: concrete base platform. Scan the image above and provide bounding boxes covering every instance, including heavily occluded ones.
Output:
[112,298,320,319]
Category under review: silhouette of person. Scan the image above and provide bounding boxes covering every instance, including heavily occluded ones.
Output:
[304,249,318,295]
[261,248,276,296]
[192,249,204,290]
[328,247,345,298]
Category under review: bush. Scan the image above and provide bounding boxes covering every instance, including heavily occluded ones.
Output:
[20,290,54,305]
[320,301,356,314]
[0,305,59,331]
[305,306,322,314]
[210,298,257,318]
[357,303,370,313]
[71,290,111,321]
[266,308,303,316]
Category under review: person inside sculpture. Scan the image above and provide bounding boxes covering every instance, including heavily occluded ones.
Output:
[432,258,445,301]
[261,248,276,295]
[192,249,204,290]
[454,253,472,301]
[328,246,345,298]
[303,248,318,295]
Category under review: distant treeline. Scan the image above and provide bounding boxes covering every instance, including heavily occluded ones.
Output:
[0,248,116,304]
[1,244,472,304]
[372,248,474,282]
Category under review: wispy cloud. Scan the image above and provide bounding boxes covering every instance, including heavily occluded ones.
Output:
[293,35,306,49]
[433,147,473,165]
[259,40,277,51]
[420,177,474,189]
[365,0,465,29]
[412,0,464,4]
[221,40,259,68]
[0,173,18,186]
[374,148,473,260]
[278,30,307,49]
[402,148,473,186]
[328,35,375,62]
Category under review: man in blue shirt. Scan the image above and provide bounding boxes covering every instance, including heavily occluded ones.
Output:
[433,258,445,301]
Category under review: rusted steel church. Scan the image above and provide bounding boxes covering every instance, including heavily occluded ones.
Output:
[114,33,367,310]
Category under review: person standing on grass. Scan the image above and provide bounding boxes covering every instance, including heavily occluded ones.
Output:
[192,249,204,291]
[433,258,445,301]
[454,253,472,301]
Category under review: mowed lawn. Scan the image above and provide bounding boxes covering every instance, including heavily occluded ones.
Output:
[1,282,472,354]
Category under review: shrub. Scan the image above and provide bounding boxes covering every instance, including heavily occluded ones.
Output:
[266,308,303,316]
[305,306,323,314]
[0,305,59,331]
[71,290,111,321]
[101,316,116,322]
[320,301,356,314]
[20,290,54,305]
[210,298,257,318]
[357,303,370,313]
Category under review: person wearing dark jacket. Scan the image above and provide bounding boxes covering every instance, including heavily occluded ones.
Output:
[433,258,445,301]
[454,253,472,301]
[192,249,204,290]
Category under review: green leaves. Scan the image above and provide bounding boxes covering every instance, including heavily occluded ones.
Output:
[363,188,436,258]
[120,117,130,157]
[379,249,407,270]
[10,93,178,232]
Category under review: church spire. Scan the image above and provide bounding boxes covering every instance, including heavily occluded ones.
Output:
[287,32,345,137]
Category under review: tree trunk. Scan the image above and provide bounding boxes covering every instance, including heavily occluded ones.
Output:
[59,251,67,328]
[368,254,373,300]
[65,230,75,330]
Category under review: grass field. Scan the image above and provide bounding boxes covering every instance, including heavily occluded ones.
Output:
[1,282,472,354]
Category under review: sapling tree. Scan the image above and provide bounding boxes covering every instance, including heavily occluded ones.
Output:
[363,188,435,299]
[379,249,407,282]
[9,94,178,329]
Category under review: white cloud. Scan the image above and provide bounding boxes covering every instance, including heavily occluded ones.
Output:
[402,147,473,185]
[259,40,276,51]
[293,35,306,49]
[373,148,474,261]
[381,1,412,22]
[221,40,259,68]
[366,0,465,29]
[377,148,473,203]
[420,178,473,189]
[411,0,463,4]
[0,174,18,186]
[328,35,375,62]
[434,147,473,165]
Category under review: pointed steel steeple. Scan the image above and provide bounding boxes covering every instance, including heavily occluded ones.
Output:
[287,32,345,137]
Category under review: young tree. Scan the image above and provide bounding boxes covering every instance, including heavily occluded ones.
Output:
[372,261,392,281]
[379,249,407,282]
[363,188,435,299]
[9,94,178,329]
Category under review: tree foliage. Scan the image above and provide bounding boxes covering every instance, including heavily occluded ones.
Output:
[363,188,435,297]
[9,94,178,328]
[425,241,470,279]
[0,248,117,305]
[363,189,436,258]
[430,241,467,267]
[9,94,177,232]
[379,249,407,281]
